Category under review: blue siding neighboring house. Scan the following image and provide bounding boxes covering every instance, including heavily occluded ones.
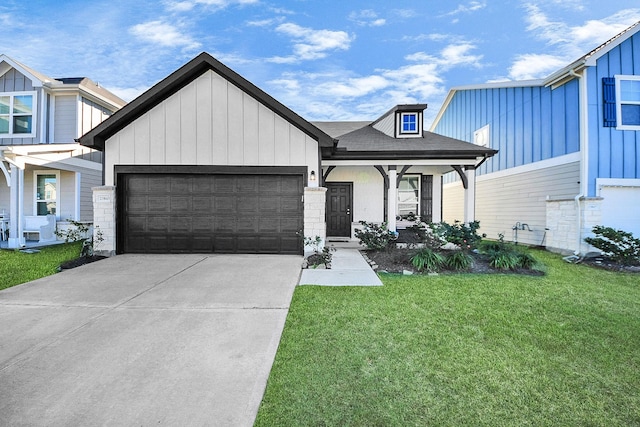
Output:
[431,21,640,254]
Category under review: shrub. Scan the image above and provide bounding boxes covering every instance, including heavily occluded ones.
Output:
[444,250,474,270]
[429,220,485,251]
[489,251,520,270]
[481,233,541,271]
[354,221,396,251]
[303,236,335,268]
[410,248,445,273]
[584,225,640,266]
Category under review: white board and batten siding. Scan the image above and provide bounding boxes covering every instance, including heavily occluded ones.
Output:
[104,70,318,184]
[444,159,580,245]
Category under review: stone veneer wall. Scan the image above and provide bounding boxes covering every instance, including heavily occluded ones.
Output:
[303,186,327,254]
[545,197,602,255]
[92,186,116,256]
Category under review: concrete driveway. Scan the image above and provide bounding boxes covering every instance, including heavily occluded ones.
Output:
[0,254,302,426]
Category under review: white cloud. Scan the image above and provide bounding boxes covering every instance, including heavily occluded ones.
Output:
[508,53,568,80]
[513,5,640,80]
[266,42,481,120]
[164,0,258,12]
[349,10,386,27]
[269,23,354,63]
[129,20,201,51]
[442,1,486,17]
[246,17,285,27]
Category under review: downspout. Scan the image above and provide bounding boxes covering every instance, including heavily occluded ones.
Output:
[573,68,589,255]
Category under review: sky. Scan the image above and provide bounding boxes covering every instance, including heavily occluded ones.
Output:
[2,0,640,126]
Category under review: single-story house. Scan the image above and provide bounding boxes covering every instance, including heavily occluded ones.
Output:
[430,21,640,255]
[79,52,496,256]
[0,54,125,248]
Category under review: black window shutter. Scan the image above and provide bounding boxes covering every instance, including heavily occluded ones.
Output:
[602,77,617,127]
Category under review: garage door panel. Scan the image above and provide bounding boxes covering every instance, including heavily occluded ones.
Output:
[147,177,170,193]
[192,196,213,211]
[170,176,192,193]
[147,216,170,232]
[120,172,303,254]
[148,196,170,212]
[214,196,236,213]
[237,196,259,213]
[280,216,302,233]
[214,176,235,192]
[127,197,148,213]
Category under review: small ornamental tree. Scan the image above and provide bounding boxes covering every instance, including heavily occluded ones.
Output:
[585,226,640,266]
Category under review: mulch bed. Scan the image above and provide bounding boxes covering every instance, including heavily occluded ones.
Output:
[59,255,107,270]
[575,254,640,273]
[363,248,544,276]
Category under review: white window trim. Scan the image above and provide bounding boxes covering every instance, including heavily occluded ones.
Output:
[474,124,490,147]
[0,91,37,138]
[33,170,60,218]
[614,74,640,131]
[397,112,422,137]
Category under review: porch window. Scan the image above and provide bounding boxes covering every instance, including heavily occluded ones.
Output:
[615,75,640,129]
[0,92,36,137]
[35,172,58,216]
[397,175,420,219]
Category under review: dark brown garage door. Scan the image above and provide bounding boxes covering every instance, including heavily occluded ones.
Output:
[118,172,304,254]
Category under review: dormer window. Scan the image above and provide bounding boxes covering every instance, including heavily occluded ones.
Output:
[401,113,418,134]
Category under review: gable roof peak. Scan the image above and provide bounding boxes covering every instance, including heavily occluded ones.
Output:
[79,51,336,151]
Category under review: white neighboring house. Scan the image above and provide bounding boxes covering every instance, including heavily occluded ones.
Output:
[0,54,125,248]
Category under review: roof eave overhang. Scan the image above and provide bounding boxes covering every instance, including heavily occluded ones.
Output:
[323,149,497,161]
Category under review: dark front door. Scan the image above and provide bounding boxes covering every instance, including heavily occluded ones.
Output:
[326,182,352,237]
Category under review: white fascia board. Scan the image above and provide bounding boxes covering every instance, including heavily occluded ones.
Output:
[476,152,580,182]
[0,55,47,87]
[8,143,82,155]
[17,154,101,171]
[429,89,456,131]
[46,84,124,111]
[322,158,479,167]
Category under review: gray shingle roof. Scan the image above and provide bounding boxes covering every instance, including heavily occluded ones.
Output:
[322,123,497,160]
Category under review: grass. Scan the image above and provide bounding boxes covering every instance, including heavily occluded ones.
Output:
[0,242,83,291]
[256,250,640,426]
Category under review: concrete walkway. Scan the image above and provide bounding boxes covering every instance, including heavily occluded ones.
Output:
[0,254,301,426]
[298,244,383,286]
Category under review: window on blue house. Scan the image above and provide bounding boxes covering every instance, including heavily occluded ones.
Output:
[615,75,640,130]
[400,112,419,134]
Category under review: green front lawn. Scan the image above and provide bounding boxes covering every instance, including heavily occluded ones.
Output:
[256,250,640,426]
[0,242,83,291]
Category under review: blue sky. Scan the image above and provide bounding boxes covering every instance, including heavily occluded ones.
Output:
[2,0,639,125]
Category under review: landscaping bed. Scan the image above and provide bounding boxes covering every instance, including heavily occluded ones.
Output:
[363,247,544,276]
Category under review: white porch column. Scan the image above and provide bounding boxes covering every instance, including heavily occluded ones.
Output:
[463,168,476,223]
[432,173,443,223]
[8,164,25,248]
[387,167,397,232]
